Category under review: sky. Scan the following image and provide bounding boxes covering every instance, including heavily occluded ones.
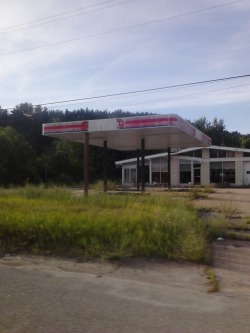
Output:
[0,0,250,133]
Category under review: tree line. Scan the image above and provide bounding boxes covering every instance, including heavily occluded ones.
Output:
[0,102,250,187]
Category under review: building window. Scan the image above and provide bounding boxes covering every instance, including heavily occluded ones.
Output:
[178,149,202,158]
[210,161,235,184]
[223,162,235,183]
[194,149,202,158]
[124,168,130,184]
[209,149,227,158]
[124,167,136,185]
[151,158,168,184]
[226,150,235,157]
[180,161,191,183]
[193,163,201,185]
[218,150,226,158]
[131,169,136,184]
[209,149,235,158]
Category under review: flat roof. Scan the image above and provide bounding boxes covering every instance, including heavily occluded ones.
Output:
[42,114,211,151]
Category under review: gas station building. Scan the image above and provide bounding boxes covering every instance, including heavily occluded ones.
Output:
[115,145,250,188]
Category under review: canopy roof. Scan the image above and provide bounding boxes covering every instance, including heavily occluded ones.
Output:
[42,114,211,151]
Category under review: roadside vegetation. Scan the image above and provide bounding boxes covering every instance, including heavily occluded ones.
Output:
[0,186,225,262]
[204,267,220,293]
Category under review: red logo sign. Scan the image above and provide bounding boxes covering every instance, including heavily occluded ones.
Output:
[116,117,177,129]
[44,121,89,134]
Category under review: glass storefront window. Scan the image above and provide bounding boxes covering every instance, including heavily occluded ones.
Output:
[210,161,235,184]
[180,161,191,183]
[124,168,136,184]
[210,162,222,183]
[223,162,235,183]
[131,169,136,184]
[151,158,168,184]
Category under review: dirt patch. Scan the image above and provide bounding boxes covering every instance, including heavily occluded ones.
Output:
[192,188,250,298]
[193,188,250,218]
[211,240,250,297]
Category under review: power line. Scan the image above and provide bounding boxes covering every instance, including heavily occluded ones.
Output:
[0,0,116,32]
[47,83,250,110]
[5,74,250,110]
[0,0,246,57]
[116,83,250,109]
[0,0,136,35]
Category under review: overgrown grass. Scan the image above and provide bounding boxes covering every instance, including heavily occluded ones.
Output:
[204,267,220,293]
[216,202,241,218]
[90,180,118,191]
[204,214,228,240]
[188,186,209,200]
[225,230,250,241]
[0,186,224,262]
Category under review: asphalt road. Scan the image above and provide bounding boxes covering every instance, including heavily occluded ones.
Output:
[0,255,250,333]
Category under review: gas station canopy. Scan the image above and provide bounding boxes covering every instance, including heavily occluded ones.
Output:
[42,114,211,150]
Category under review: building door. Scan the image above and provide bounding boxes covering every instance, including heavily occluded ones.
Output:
[244,162,250,185]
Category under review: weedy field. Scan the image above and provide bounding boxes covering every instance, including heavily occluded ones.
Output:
[0,186,225,262]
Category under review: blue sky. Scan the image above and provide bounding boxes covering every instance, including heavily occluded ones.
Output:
[0,0,250,133]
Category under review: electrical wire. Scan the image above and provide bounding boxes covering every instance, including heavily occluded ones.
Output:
[46,83,250,110]
[5,74,250,110]
[0,0,136,35]
[0,0,117,32]
[0,0,246,57]
[115,83,250,109]
[1,0,244,34]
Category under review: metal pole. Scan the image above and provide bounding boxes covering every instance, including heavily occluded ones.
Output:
[137,149,140,190]
[141,139,145,192]
[84,133,89,196]
[168,147,171,189]
[103,140,107,192]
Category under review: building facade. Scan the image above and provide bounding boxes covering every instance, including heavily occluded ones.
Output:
[115,146,250,187]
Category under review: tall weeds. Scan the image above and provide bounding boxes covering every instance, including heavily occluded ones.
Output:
[0,186,220,262]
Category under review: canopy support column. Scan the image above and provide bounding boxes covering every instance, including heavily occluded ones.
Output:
[84,133,89,196]
[168,147,171,189]
[136,149,140,190]
[141,139,145,192]
[103,140,107,192]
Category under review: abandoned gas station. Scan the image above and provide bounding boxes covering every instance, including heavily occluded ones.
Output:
[43,114,212,195]
[115,145,250,188]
